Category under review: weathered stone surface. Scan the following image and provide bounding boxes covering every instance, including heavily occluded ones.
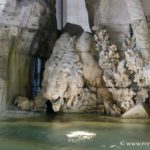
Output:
[33,93,45,112]
[42,33,85,112]
[122,103,150,119]
[76,32,118,115]
[14,96,34,111]
[16,26,150,115]
[85,0,150,27]
[125,0,150,65]
[0,0,57,111]
[42,31,119,114]
[3,0,150,118]
[94,27,150,114]
[14,93,45,112]
[85,0,150,49]
[62,23,84,37]
[76,32,103,87]
[41,32,95,113]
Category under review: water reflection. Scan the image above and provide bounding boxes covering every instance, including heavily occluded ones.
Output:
[66,131,96,142]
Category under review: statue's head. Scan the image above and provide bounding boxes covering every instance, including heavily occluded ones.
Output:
[42,68,70,111]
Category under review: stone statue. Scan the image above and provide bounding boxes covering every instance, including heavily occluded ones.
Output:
[42,33,84,112]
[15,27,150,117]
[12,0,150,118]
[41,31,121,114]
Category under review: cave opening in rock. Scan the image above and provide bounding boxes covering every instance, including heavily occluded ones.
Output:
[45,100,55,115]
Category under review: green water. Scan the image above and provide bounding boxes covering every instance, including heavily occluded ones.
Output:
[0,113,150,150]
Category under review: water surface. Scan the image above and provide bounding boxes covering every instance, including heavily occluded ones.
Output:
[0,111,150,150]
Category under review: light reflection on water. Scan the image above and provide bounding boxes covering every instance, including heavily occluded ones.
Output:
[66,131,96,142]
[0,112,150,150]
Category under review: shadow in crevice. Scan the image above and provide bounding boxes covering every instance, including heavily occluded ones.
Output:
[45,100,55,115]
[29,0,58,99]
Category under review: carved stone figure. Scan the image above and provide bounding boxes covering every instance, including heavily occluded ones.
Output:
[14,27,150,116]
[42,33,84,112]
[10,0,150,118]
[40,31,122,114]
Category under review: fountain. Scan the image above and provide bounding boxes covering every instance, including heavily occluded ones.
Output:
[0,1,150,150]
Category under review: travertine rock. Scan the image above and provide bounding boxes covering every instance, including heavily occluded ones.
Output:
[14,96,33,111]
[135,89,148,104]
[0,0,57,110]
[109,88,135,112]
[14,92,46,112]
[42,31,120,114]
[76,32,103,87]
[94,27,150,114]
[42,33,84,112]
[14,26,150,116]
[33,93,45,112]
[122,103,150,119]
[76,32,119,115]
[11,0,150,117]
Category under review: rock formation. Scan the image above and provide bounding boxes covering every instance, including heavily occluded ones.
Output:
[76,32,120,115]
[14,92,45,112]
[122,103,150,119]
[41,31,120,114]
[94,27,150,115]
[42,33,101,113]
[7,0,150,118]
[0,0,57,111]
[15,26,150,117]
[42,33,84,112]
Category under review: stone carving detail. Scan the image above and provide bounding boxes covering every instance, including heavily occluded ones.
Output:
[76,32,119,114]
[94,27,150,113]
[10,0,150,118]
[42,33,104,113]
[15,27,150,116]
[42,33,84,112]
[41,31,121,114]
